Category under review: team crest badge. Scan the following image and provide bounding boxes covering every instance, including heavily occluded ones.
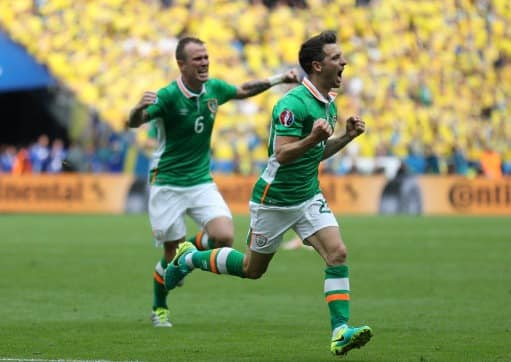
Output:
[208,99,218,113]
[279,110,294,127]
[253,233,268,248]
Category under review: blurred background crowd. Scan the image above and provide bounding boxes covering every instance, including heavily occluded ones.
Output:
[0,0,510,179]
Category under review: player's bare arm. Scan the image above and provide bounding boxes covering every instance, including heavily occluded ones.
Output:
[275,118,332,164]
[322,115,365,160]
[235,68,300,99]
[127,91,158,128]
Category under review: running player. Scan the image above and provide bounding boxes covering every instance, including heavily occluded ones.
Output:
[127,36,299,327]
[163,31,372,356]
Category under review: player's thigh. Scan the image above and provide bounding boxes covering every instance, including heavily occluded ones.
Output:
[247,201,301,254]
[293,194,344,263]
[293,193,339,241]
[187,183,233,229]
[148,185,187,245]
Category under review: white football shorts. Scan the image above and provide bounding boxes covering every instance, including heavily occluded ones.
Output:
[149,182,232,246]
[247,193,339,254]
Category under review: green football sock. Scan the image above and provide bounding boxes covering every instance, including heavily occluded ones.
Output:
[187,231,216,250]
[185,247,245,277]
[152,258,168,310]
[324,265,350,330]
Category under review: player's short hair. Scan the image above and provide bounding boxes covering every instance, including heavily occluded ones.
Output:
[299,30,337,75]
[175,36,205,62]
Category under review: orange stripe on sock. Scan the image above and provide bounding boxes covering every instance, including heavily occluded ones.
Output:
[153,271,164,285]
[210,249,219,274]
[325,293,350,302]
[195,231,204,250]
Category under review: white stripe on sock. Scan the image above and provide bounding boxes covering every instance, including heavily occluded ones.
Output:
[155,261,165,276]
[201,232,209,249]
[216,247,232,274]
[184,253,194,269]
[324,278,350,293]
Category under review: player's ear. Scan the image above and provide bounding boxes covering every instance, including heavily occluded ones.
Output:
[311,60,322,73]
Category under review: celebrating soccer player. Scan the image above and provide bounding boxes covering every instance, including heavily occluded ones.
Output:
[163,30,372,356]
[127,36,299,327]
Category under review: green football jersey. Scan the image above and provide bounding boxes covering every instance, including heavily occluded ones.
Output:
[251,78,338,206]
[146,77,237,186]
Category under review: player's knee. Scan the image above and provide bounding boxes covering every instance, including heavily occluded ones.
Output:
[326,244,347,265]
[210,232,234,247]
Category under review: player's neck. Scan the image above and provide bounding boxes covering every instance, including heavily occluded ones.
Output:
[181,76,204,94]
[309,77,331,100]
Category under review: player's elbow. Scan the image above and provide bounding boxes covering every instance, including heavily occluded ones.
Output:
[275,150,293,165]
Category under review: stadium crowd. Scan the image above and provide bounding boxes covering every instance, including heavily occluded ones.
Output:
[0,0,510,178]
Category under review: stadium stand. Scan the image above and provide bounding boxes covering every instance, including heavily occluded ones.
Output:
[0,0,510,176]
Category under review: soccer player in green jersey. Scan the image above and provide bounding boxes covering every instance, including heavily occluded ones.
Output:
[163,30,372,356]
[127,36,299,327]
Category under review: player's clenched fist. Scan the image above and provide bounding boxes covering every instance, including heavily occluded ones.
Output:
[136,91,158,110]
[345,115,365,139]
[311,118,333,142]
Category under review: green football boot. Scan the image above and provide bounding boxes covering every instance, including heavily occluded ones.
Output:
[164,242,196,290]
[151,307,172,327]
[330,324,373,356]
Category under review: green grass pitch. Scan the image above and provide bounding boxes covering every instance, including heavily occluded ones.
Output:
[0,214,510,361]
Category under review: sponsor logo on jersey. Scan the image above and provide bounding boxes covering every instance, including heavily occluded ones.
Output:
[208,99,218,113]
[279,110,294,127]
[179,108,188,115]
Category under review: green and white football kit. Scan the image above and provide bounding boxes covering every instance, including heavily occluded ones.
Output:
[146,76,237,245]
[163,78,372,354]
[248,78,339,253]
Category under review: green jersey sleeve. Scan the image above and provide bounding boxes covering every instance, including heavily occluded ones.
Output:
[207,78,237,105]
[272,94,308,138]
[146,87,174,120]
[147,120,158,139]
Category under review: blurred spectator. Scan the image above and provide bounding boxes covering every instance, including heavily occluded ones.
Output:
[11,148,32,174]
[403,143,426,174]
[46,138,67,173]
[29,134,50,173]
[83,143,104,173]
[479,144,503,179]
[448,144,469,175]
[409,73,433,107]
[64,141,87,172]
[107,137,126,173]
[0,145,16,173]
[424,145,441,174]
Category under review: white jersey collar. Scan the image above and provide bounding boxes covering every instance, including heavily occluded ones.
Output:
[177,76,206,98]
[302,77,337,104]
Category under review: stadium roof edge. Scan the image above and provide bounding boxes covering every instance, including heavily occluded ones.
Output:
[0,29,56,92]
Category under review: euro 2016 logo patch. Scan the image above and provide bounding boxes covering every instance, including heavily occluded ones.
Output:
[279,110,294,127]
[207,99,218,113]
